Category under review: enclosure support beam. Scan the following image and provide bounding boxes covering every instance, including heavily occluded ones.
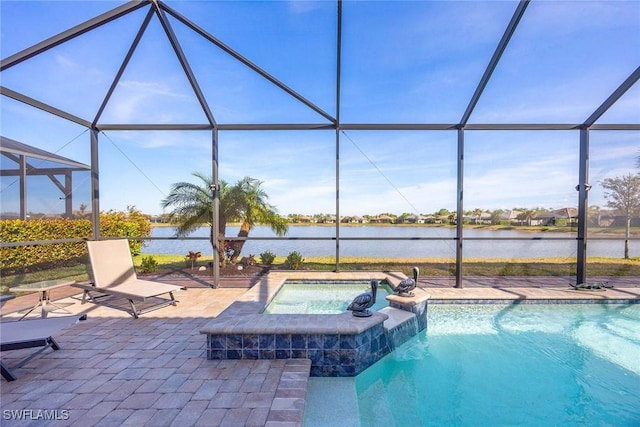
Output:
[92,7,155,127]
[456,128,465,288]
[90,129,101,240]
[0,1,147,71]
[92,123,640,131]
[153,2,217,128]
[19,155,26,220]
[161,2,335,125]
[0,86,91,128]
[212,128,220,288]
[64,172,73,218]
[335,130,341,273]
[576,129,589,284]
[583,66,640,127]
[459,0,529,126]
[334,0,343,273]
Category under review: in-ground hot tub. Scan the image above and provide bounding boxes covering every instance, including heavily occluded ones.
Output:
[262,280,394,314]
[200,271,430,376]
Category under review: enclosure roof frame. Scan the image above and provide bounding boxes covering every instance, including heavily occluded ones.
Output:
[1,0,638,288]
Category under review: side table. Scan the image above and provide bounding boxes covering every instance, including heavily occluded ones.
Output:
[9,279,76,320]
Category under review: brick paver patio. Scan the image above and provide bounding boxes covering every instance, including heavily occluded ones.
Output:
[1,286,310,427]
[1,273,637,426]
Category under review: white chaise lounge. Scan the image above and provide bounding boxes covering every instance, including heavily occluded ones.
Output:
[1,314,86,381]
[73,240,185,319]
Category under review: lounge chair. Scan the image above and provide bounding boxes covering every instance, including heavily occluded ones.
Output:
[72,239,185,318]
[1,314,86,381]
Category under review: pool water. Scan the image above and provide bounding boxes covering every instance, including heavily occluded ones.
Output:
[305,303,640,426]
[262,281,392,314]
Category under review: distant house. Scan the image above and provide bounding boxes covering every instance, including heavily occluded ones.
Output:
[341,216,367,224]
[318,215,336,224]
[371,215,394,224]
[479,212,492,224]
[404,214,430,224]
[533,208,578,226]
[423,215,442,224]
[501,210,523,224]
[596,210,640,227]
[403,214,418,224]
[436,215,451,224]
[463,212,492,225]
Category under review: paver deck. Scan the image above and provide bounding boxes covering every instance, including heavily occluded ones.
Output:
[1,286,310,427]
[1,273,638,426]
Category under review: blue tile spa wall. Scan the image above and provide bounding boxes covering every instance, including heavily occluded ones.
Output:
[206,323,391,377]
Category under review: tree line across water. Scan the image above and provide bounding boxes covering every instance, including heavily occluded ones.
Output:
[159,172,639,263]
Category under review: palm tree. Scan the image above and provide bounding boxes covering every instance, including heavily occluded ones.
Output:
[226,176,288,263]
[161,173,288,266]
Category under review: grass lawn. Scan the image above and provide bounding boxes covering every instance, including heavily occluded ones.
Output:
[2,255,638,295]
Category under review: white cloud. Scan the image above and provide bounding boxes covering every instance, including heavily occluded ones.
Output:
[103,80,193,123]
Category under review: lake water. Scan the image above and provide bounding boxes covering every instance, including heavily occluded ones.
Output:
[142,225,638,259]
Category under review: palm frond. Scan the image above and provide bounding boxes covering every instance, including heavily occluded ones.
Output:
[161,172,288,240]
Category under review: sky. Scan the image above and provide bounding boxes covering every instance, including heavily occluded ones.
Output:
[1,0,639,217]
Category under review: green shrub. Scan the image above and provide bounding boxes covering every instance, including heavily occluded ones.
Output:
[285,251,304,270]
[0,207,151,273]
[138,256,158,274]
[100,207,151,255]
[260,250,276,265]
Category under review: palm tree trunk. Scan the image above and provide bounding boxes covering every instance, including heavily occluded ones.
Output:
[216,215,227,267]
[229,221,251,263]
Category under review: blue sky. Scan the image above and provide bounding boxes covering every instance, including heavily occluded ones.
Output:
[1,0,639,217]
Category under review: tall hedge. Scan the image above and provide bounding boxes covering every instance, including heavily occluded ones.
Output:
[0,209,151,273]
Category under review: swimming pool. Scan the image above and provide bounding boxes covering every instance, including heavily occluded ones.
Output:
[262,281,393,314]
[304,303,640,426]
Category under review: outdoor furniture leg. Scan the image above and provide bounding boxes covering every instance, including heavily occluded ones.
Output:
[17,300,41,320]
[1,361,17,382]
[1,337,59,382]
[12,337,59,369]
[41,289,72,316]
[16,290,72,319]
[41,290,47,318]
[81,290,101,304]
[128,300,140,319]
